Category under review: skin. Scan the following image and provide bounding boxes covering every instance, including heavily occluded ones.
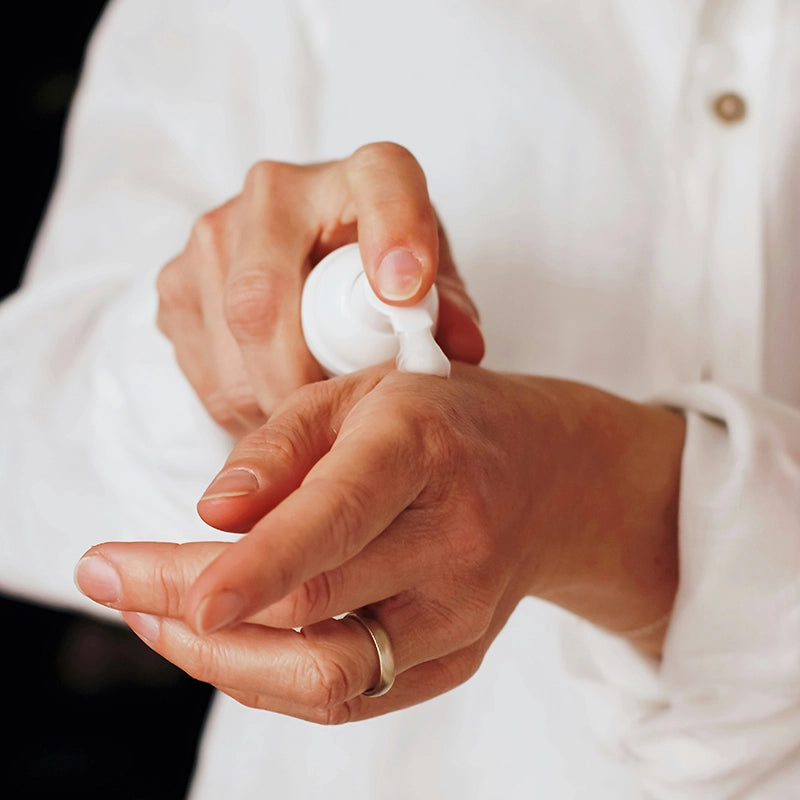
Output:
[75,142,686,724]
[155,141,484,437]
[75,365,684,722]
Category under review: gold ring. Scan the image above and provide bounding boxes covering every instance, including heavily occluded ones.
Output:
[344,611,396,697]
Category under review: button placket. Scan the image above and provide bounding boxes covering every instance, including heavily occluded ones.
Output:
[655,0,777,391]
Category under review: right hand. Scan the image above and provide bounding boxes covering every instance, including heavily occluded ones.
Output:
[156,142,485,438]
[75,362,684,723]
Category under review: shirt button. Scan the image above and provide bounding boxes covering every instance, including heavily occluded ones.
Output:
[712,92,747,123]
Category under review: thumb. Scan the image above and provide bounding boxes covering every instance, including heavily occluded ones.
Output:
[345,142,439,305]
[343,142,483,361]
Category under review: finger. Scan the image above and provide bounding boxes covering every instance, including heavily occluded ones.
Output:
[72,528,423,632]
[202,297,269,437]
[266,528,522,691]
[186,398,428,634]
[158,204,266,437]
[74,541,228,616]
[195,207,269,434]
[253,531,428,629]
[121,614,383,711]
[217,647,481,724]
[74,515,473,654]
[121,602,492,724]
[196,372,386,533]
[157,256,238,430]
[74,535,417,635]
[224,161,326,413]
[74,536,490,674]
[345,142,439,305]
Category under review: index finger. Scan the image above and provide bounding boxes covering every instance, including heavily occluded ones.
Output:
[224,161,328,411]
[185,401,430,635]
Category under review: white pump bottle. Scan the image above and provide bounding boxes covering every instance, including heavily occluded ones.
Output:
[301,243,450,378]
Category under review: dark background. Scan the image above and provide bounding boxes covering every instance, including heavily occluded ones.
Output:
[3,3,213,797]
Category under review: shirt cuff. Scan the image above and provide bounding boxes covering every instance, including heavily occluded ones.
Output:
[562,382,800,799]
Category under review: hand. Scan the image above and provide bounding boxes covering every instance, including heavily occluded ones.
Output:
[156,142,484,437]
[76,365,685,723]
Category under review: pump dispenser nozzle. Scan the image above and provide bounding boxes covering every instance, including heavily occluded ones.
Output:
[301,243,450,378]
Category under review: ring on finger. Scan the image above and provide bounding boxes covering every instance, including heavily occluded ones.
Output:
[344,611,396,697]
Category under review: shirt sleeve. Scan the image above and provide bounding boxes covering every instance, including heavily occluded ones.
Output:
[563,381,800,799]
[0,0,319,618]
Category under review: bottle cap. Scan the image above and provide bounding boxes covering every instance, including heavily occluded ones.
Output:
[301,243,450,377]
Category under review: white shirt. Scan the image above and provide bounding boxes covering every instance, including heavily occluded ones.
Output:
[1,1,798,797]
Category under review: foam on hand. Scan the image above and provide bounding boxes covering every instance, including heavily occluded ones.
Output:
[395,330,451,376]
[364,285,451,377]
[301,243,451,378]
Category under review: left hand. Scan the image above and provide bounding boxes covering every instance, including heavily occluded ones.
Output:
[75,364,684,723]
[155,143,484,437]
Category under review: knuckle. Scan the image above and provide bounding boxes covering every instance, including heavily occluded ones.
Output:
[204,395,241,432]
[237,690,354,725]
[461,524,498,574]
[211,383,260,418]
[155,260,188,315]
[191,209,224,249]
[204,386,262,433]
[351,140,416,169]
[433,599,493,651]
[243,159,295,199]
[443,526,503,609]
[228,389,262,421]
[151,548,195,618]
[460,598,495,646]
[316,702,355,726]
[304,651,355,710]
[223,269,282,342]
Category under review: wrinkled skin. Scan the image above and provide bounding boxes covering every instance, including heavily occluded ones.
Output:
[76,363,684,723]
[155,142,484,437]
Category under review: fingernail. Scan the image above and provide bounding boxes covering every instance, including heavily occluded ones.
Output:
[74,555,121,604]
[376,248,424,301]
[125,612,161,644]
[194,591,245,635]
[200,467,259,501]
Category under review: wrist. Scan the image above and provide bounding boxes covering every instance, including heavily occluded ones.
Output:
[523,380,685,657]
